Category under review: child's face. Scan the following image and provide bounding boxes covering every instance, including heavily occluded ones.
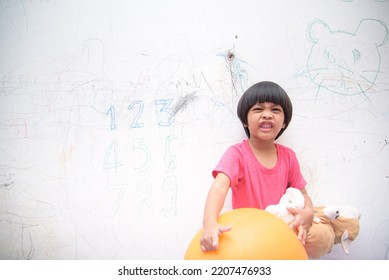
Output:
[246,102,285,141]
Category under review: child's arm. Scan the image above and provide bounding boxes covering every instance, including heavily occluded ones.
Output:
[200,172,232,251]
[287,188,314,244]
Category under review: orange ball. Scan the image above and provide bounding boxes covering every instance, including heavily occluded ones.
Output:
[184,208,308,260]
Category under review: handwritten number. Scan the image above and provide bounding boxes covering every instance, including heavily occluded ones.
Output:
[107,106,117,130]
[103,141,122,171]
[128,100,144,128]
[155,99,174,127]
[164,135,177,170]
[161,175,177,217]
[133,138,150,172]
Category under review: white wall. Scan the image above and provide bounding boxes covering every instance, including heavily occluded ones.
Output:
[0,0,388,259]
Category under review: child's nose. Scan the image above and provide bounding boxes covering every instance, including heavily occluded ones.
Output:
[261,110,273,119]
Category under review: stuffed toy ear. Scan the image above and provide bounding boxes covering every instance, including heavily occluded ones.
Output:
[279,187,304,208]
[340,229,351,254]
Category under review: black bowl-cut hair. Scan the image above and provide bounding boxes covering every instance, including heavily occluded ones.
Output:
[237,81,293,139]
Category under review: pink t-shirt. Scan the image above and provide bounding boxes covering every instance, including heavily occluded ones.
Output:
[212,140,306,209]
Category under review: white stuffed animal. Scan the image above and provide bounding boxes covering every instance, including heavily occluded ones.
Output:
[265,187,304,224]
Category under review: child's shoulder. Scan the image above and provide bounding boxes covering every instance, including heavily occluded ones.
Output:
[275,143,297,156]
[231,139,254,152]
[225,140,247,154]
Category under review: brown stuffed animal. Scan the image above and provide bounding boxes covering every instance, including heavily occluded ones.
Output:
[304,205,361,259]
[266,189,361,259]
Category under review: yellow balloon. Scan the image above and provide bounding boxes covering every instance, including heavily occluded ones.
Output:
[184,208,308,260]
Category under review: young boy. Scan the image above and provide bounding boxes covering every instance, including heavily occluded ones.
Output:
[200,81,314,252]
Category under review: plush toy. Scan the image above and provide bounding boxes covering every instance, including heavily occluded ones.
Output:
[305,205,361,258]
[265,187,304,224]
[265,188,361,259]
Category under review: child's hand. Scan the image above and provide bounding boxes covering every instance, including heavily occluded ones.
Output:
[200,224,232,251]
[286,207,314,244]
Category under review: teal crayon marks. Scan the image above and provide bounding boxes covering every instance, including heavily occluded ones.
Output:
[132,138,150,173]
[137,179,153,217]
[161,175,178,218]
[106,106,117,130]
[218,48,249,96]
[164,135,178,171]
[128,100,145,128]
[103,140,122,171]
[155,99,174,127]
[108,98,187,130]
[306,18,388,96]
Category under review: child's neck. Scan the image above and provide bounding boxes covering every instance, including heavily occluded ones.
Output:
[248,138,278,169]
[248,138,276,152]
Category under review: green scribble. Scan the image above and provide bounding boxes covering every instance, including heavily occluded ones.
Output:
[306,18,388,96]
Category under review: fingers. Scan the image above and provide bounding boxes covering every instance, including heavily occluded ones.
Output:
[287,207,301,215]
[287,207,309,243]
[220,225,232,233]
[200,234,219,251]
[297,225,307,245]
[200,225,232,252]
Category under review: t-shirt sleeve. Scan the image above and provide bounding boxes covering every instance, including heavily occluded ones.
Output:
[288,152,307,190]
[212,146,240,187]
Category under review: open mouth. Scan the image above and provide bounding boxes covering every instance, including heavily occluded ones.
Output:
[259,122,273,130]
